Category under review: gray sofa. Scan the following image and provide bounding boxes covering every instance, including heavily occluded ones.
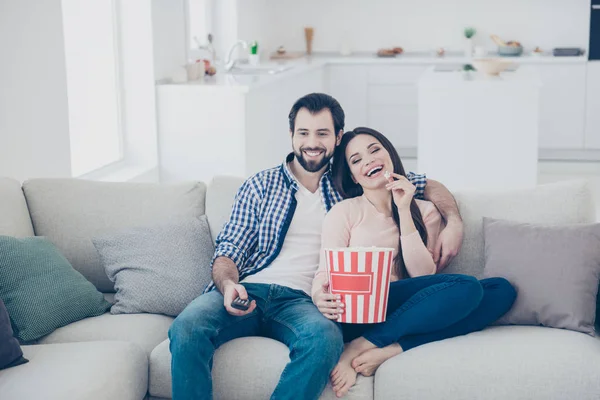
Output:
[0,176,599,400]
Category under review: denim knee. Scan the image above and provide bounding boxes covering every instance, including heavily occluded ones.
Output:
[485,277,517,304]
[296,320,343,363]
[456,275,484,303]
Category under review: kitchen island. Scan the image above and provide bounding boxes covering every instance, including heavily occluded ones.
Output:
[417,66,541,191]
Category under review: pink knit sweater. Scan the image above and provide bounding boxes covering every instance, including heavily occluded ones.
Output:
[315,195,442,283]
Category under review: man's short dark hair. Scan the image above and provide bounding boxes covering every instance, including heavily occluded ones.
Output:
[288,93,345,135]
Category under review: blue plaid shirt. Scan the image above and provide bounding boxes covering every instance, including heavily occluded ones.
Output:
[204,153,427,292]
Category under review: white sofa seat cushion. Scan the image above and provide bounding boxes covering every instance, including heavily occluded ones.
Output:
[38,312,173,355]
[0,341,147,400]
[374,326,600,400]
[150,337,373,399]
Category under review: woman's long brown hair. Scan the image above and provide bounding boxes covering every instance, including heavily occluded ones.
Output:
[332,127,428,278]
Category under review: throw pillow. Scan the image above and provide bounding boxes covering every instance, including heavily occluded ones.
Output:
[0,298,28,370]
[0,236,111,343]
[91,216,214,316]
[482,218,600,335]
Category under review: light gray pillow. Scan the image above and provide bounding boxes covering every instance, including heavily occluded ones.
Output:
[482,217,600,335]
[92,216,214,316]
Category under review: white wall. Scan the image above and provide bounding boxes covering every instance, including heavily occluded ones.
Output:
[152,0,187,80]
[237,0,591,55]
[0,0,72,182]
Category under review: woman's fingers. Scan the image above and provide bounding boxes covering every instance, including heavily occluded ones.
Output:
[386,181,414,193]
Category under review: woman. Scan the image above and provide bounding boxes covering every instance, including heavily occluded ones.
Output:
[311,127,516,398]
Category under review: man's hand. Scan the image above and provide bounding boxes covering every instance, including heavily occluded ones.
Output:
[222,281,257,316]
[433,217,464,272]
[312,278,343,320]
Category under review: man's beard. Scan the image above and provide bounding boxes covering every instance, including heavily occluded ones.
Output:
[294,148,333,173]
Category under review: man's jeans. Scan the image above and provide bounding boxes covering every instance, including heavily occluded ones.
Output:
[169,283,344,400]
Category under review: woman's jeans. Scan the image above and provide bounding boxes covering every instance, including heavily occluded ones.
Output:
[342,274,517,351]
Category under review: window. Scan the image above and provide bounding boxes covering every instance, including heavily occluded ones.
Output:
[62,0,123,177]
[187,0,213,51]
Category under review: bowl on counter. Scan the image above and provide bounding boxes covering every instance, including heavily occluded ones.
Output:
[497,44,523,57]
[472,58,514,76]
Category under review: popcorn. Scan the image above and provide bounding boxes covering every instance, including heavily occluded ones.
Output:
[384,170,391,180]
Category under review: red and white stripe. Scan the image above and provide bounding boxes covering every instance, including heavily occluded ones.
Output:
[326,248,393,324]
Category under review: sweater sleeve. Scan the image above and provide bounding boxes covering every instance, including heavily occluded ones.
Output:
[400,201,441,277]
[316,202,353,278]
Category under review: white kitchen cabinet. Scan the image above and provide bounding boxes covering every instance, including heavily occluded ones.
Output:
[585,62,600,149]
[368,105,418,148]
[366,65,427,150]
[537,65,587,149]
[325,65,368,131]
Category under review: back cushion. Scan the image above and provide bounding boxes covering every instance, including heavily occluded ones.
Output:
[23,179,206,292]
[0,178,34,237]
[445,179,596,278]
[205,176,245,244]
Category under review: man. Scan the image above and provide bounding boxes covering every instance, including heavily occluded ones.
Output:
[169,93,464,399]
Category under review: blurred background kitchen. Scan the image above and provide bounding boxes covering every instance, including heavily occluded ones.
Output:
[2,0,600,209]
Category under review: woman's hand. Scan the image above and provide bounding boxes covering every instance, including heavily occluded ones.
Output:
[312,278,344,320]
[386,172,415,211]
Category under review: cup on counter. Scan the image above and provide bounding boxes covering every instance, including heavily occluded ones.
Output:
[185,62,205,82]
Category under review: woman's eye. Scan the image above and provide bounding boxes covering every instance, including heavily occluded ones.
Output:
[371,148,380,153]
[351,159,360,165]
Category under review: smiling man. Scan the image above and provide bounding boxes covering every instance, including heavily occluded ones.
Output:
[168,93,464,400]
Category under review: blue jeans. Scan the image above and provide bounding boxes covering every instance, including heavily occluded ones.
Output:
[342,274,516,350]
[169,283,344,400]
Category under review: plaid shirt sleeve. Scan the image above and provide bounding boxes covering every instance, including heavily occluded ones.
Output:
[210,176,262,271]
[406,171,427,200]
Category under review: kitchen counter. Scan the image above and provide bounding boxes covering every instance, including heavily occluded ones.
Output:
[157,51,588,92]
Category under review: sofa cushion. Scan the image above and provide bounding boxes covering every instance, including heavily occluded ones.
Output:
[0,177,34,237]
[38,312,173,355]
[446,179,595,278]
[22,179,207,292]
[483,218,600,335]
[205,176,244,243]
[150,337,373,400]
[92,216,214,316]
[374,326,600,400]
[0,341,147,400]
[0,236,111,342]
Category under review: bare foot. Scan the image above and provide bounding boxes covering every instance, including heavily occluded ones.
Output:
[351,343,403,377]
[330,338,376,397]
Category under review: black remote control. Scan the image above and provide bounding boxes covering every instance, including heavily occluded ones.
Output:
[231,296,251,311]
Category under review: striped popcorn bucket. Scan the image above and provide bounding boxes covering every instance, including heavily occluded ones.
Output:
[325,247,394,324]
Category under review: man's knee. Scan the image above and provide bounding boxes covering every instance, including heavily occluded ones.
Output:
[297,320,343,362]
[169,292,221,344]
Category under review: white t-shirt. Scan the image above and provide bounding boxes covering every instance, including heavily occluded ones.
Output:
[241,180,325,295]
